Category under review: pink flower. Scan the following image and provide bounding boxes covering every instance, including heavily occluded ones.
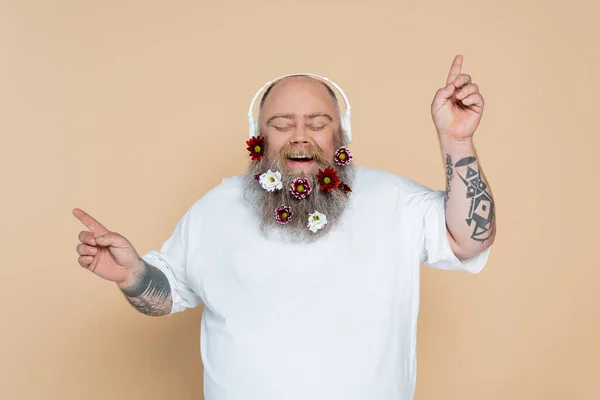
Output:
[290,177,312,200]
[334,146,353,166]
[275,206,293,224]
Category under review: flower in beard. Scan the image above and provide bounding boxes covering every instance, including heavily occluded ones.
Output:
[307,210,327,233]
[275,205,293,224]
[334,146,353,166]
[246,136,265,161]
[258,169,283,192]
[339,181,352,195]
[316,167,340,193]
[290,177,312,200]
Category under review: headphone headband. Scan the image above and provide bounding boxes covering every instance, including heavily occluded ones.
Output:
[247,73,352,143]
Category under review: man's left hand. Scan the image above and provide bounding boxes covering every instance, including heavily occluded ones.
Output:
[431,55,484,140]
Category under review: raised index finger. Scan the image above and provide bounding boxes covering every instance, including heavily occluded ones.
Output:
[72,208,109,236]
[446,54,463,86]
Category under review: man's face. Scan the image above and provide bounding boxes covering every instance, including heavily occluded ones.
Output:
[259,77,340,174]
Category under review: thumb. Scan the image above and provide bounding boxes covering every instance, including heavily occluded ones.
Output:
[431,84,456,111]
[96,232,129,248]
[438,83,456,100]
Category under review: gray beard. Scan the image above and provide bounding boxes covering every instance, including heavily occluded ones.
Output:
[242,148,355,243]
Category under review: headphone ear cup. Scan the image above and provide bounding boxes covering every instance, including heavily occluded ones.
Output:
[249,119,259,138]
[341,115,352,144]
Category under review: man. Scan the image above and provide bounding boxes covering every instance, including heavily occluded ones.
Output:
[73,55,495,399]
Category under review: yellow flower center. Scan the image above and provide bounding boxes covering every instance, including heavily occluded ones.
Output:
[269,177,275,182]
[339,153,346,160]
[282,212,288,218]
[297,185,304,192]
[314,216,320,221]
[324,177,331,184]
[254,145,262,153]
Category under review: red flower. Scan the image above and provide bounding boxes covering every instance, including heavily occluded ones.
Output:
[246,136,265,161]
[339,181,352,195]
[275,205,293,224]
[290,177,312,200]
[334,146,353,166]
[316,167,340,193]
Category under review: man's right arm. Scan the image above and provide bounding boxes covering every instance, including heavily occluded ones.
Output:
[118,260,173,317]
[73,207,196,317]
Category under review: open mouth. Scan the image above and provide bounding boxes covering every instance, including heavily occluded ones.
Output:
[288,156,314,163]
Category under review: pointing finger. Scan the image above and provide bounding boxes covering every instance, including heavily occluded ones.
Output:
[72,208,109,236]
[446,55,463,86]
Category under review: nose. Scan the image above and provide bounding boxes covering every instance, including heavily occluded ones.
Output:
[290,124,309,144]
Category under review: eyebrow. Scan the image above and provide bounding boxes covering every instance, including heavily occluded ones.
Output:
[266,113,333,125]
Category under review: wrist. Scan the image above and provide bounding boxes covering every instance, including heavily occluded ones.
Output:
[438,134,475,155]
[117,258,146,291]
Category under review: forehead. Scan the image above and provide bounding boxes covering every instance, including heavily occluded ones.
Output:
[260,77,338,117]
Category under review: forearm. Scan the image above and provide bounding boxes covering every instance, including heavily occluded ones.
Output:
[441,136,496,258]
[118,260,173,316]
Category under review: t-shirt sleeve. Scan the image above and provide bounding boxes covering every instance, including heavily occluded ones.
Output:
[140,207,202,315]
[416,187,491,274]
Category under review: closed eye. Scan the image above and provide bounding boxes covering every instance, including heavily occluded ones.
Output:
[273,125,294,132]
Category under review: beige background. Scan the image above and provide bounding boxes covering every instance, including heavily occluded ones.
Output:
[1,0,598,399]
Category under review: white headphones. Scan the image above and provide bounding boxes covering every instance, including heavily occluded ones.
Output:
[247,73,352,144]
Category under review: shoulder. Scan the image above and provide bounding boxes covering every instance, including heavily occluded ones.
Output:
[354,165,437,206]
[186,174,245,220]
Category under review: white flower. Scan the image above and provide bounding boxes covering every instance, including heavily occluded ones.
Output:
[259,169,283,192]
[307,210,327,233]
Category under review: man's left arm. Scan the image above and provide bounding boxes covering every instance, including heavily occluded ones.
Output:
[431,55,496,260]
[441,136,495,260]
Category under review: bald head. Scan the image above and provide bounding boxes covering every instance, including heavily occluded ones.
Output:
[259,76,339,110]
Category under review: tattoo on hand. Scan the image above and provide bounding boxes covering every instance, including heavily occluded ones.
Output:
[454,156,495,243]
[445,154,453,212]
[120,261,171,316]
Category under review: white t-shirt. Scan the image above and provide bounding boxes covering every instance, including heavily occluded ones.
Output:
[142,166,491,400]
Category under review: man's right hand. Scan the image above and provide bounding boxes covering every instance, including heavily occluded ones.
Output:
[72,208,143,288]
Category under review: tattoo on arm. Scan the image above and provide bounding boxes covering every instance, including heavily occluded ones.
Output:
[444,154,453,212]
[120,261,172,316]
[453,156,495,243]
